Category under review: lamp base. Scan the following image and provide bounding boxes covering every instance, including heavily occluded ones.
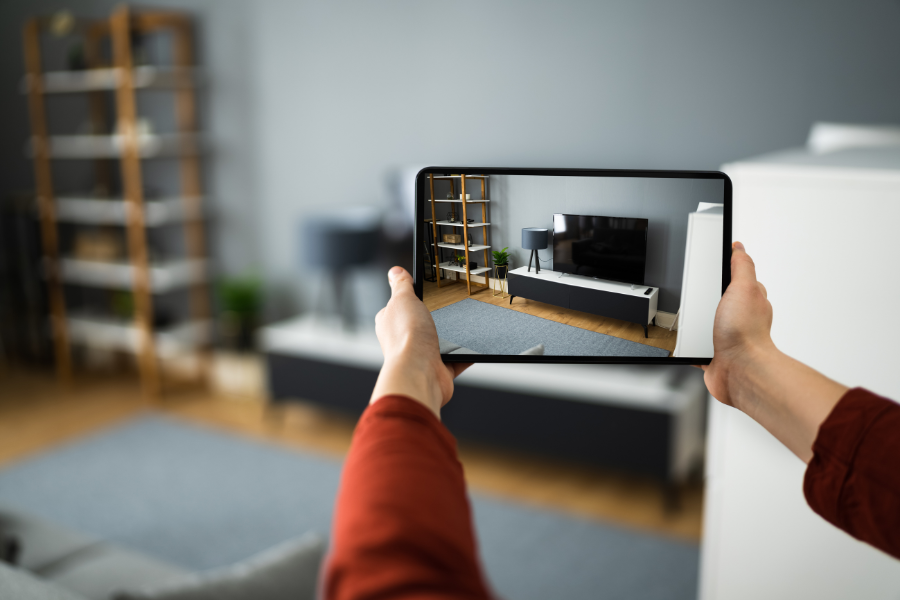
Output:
[527,249,541,274]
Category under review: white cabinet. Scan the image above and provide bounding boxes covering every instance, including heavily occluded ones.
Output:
[700,147,900,600]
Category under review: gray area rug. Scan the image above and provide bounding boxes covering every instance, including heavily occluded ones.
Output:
[432,298,670,357]
[0,416,697,600]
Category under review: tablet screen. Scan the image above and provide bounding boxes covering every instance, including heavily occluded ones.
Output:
[415,168,731,364]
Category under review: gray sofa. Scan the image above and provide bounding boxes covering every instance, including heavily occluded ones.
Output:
[0,505,324,600]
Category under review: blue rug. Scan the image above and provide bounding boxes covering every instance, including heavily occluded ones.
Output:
[0,416,697,600]
[432,298,670,357]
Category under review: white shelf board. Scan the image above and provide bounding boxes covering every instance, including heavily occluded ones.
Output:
[59,258,208,292]
[29,133,202,159]
[53,196,202,226]
[432,199,491,203]
[435,221,490,227]
[437,242,490,252]
[438,262,491,275]
[22,67,197,94]
[66,312,210,358]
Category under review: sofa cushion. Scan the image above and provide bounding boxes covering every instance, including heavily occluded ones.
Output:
[0,562,90,600]
[0,505,98,573]
[113,532,325,600]
[43,545,188,600]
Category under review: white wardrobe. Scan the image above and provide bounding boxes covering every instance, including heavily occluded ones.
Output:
[700,147,900,600]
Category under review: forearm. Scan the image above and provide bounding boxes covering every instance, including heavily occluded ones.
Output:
[726,344,848,463]
[325,396,492,600]
[370,361,443,418]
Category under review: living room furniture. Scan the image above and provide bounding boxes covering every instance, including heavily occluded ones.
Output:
[22,7,210,397]
[491,264,508,298]
[507,267,659,338]
[428,174,491,295]
[672,204,722,358]
[0,504,323,600]
[699,145,900,600]
[521,227,548,273]
[261,314,705,502]
[302,212,379,328]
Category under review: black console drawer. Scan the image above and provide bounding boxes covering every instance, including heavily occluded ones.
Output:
[568,286,647,324]
[508,274,568,307]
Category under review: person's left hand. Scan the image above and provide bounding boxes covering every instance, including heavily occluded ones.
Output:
[370,266,471,418]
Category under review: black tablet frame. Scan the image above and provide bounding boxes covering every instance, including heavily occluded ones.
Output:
[414,166,732,365]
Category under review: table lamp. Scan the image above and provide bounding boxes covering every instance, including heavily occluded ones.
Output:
[521,227,549,273]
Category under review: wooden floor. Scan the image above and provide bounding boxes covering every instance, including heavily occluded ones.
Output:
[424,278,678,355]
[0,367,703,541]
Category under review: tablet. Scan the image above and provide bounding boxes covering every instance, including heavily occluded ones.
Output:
[414,167,731,364]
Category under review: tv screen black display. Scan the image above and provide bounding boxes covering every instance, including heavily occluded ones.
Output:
[552,214,648,285]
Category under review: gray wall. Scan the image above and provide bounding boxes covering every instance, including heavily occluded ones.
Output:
[3,0,900,319]
[471,175,722,313]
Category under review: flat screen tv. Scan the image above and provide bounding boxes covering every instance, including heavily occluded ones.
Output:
[552,214,648,285]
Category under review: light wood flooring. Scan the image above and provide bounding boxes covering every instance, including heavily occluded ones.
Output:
[424,279,678,355]
[0,367,702,541]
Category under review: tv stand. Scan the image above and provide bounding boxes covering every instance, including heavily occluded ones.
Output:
[508,267,659,337]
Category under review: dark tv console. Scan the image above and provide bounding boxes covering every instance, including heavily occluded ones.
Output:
[508,266,659,337]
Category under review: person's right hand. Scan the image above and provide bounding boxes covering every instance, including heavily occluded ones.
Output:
[703,242,776,407]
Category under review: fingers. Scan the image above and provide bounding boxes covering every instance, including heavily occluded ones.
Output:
[449,362,473,378]
[731,241,759,286]
[387,266,414,296]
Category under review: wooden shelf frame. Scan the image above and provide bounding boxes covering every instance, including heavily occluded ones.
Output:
[23,5,210,398]
[428,174,492,295]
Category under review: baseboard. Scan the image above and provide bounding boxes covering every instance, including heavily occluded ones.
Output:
[655,310,679,331]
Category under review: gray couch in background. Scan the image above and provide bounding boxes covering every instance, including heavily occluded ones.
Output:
[0,505,324,600]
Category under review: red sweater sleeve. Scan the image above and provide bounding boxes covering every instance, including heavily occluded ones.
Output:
[324,395,493,600]
[804,387,900,559]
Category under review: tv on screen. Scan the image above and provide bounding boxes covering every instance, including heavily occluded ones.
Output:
[552,213,648,285]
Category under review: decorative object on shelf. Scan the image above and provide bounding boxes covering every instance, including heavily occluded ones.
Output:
[459,194,470,200]
[443,233,462,244]
[73,230,122,262]
[217,274,262,352]
[469,261,478,270]
[522,227,549,273]
[110,290,134,319]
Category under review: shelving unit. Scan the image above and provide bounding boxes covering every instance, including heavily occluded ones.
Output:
[23,6,210,398]
[428,174,491,295]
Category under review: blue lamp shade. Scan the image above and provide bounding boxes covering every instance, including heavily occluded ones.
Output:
[521,227,549,250]
[521,227,549,273]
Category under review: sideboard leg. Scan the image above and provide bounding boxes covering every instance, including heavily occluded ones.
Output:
[509,295,515,305]
[643,324,649,338]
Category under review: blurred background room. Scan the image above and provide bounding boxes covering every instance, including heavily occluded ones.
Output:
[2,1,900,599]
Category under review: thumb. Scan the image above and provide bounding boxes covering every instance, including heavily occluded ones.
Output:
[387,266,413,295]
[730,241,758,285]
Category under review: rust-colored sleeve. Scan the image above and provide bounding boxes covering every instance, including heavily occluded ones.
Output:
[804,387,900,560]
[324,395,493,600]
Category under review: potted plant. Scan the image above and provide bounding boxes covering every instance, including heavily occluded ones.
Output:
[217,274,262,352]
[492,247,510,277]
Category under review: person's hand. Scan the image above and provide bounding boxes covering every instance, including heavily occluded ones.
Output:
[703,242,776,408]
[370,266,471,418]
